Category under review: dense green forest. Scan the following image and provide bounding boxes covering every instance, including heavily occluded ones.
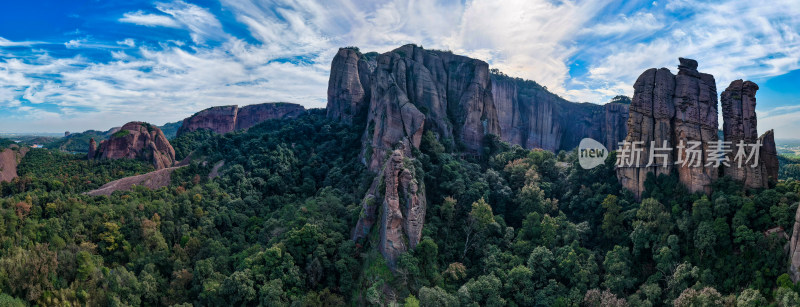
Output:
[0,109,798,306]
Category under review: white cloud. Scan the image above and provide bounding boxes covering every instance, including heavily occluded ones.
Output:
[580,12,664,37]
[64,39,85,49]
[116,38,135,47]
[119,11,181,28]
[0,37,46,47]
[1,0,799,135]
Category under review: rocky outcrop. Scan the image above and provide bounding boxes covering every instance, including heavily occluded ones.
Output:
[0,146,29,183]
[759,129,779,186]
[177,103,305,136]
[617,58,719,199]
[178,105,238,136]
[721,80,778,188]
[491,74,630,152]
[88,138,97,160]
[328,45,501,171]
[86,166,184,196]
[352,142,426,267]
[97,122,176,169]
[326,48,375,123]
[790,205,800,282]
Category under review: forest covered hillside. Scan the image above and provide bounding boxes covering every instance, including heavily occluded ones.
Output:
[0,109,797,306]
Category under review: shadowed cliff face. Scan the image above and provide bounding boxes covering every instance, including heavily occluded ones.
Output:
[328,44,628,172]
[328,45,502,171]
[617,59,720,199]
[721,80,778,189]
[617,59,779,200]
[491,74,630,152]
[97,121,176,169]
[177,103,305,136]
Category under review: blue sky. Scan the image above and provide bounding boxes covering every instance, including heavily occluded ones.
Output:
[0,0,798,138]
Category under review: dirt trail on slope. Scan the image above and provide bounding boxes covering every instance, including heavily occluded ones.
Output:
[86,166,185,196]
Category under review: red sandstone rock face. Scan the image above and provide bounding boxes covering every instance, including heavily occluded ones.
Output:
[85,166,184,196]
[98,122,176,169]
[88,138,97,160]
[352,143,426,268]
[0,147,29,183]
[235,103,305,131]
[178,105,238,136]
[617,59,720,199]
[177,103,305,136]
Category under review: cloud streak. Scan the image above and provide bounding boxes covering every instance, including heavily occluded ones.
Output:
[0,0,798,135]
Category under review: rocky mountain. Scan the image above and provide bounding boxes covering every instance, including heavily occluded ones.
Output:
[327,44,627,172]
[491,73,629,151]
[617,59,720,199]
[351,141,426,267]
[95,122,176,169]
[617,59,779,199]
[327,45,502,171]
[329,44,633,268]
[177,102,305,136]
[721,80,778,188]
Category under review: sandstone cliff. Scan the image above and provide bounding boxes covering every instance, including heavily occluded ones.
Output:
[790,205,800,282]
[352,142,426,267]
[617,58,719,199]
[328,45,630,172]
[0,146,29,183]
[97,122,176,169]
[326,48,375,124]
[721,80,778,188]
[88,138,97,160]
[491,73,629,151]
[177,102,305,136]
[328,45,502,171]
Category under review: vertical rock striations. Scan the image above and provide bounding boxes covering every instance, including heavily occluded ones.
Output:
[88,138,97,160]
[326,48,375,123]
[177,103,305,136]
[491,74,630,152]
[328,44,501,171]
[617,59,719,199]
[352,142,426,267]
[721,80,777,188]
[97,122,176,169]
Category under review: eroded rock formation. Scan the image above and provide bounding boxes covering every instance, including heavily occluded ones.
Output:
[326,48,374,124]
[327,45,501,171]
[0,146,29,183]
[721,80,778,188]
[617,58,719,199]
[88,138,97,160]
[491,74,630,152]
[352,142,426,267]
[97,122,176,169]
[790,205,800,282]
[177,103,305,136]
